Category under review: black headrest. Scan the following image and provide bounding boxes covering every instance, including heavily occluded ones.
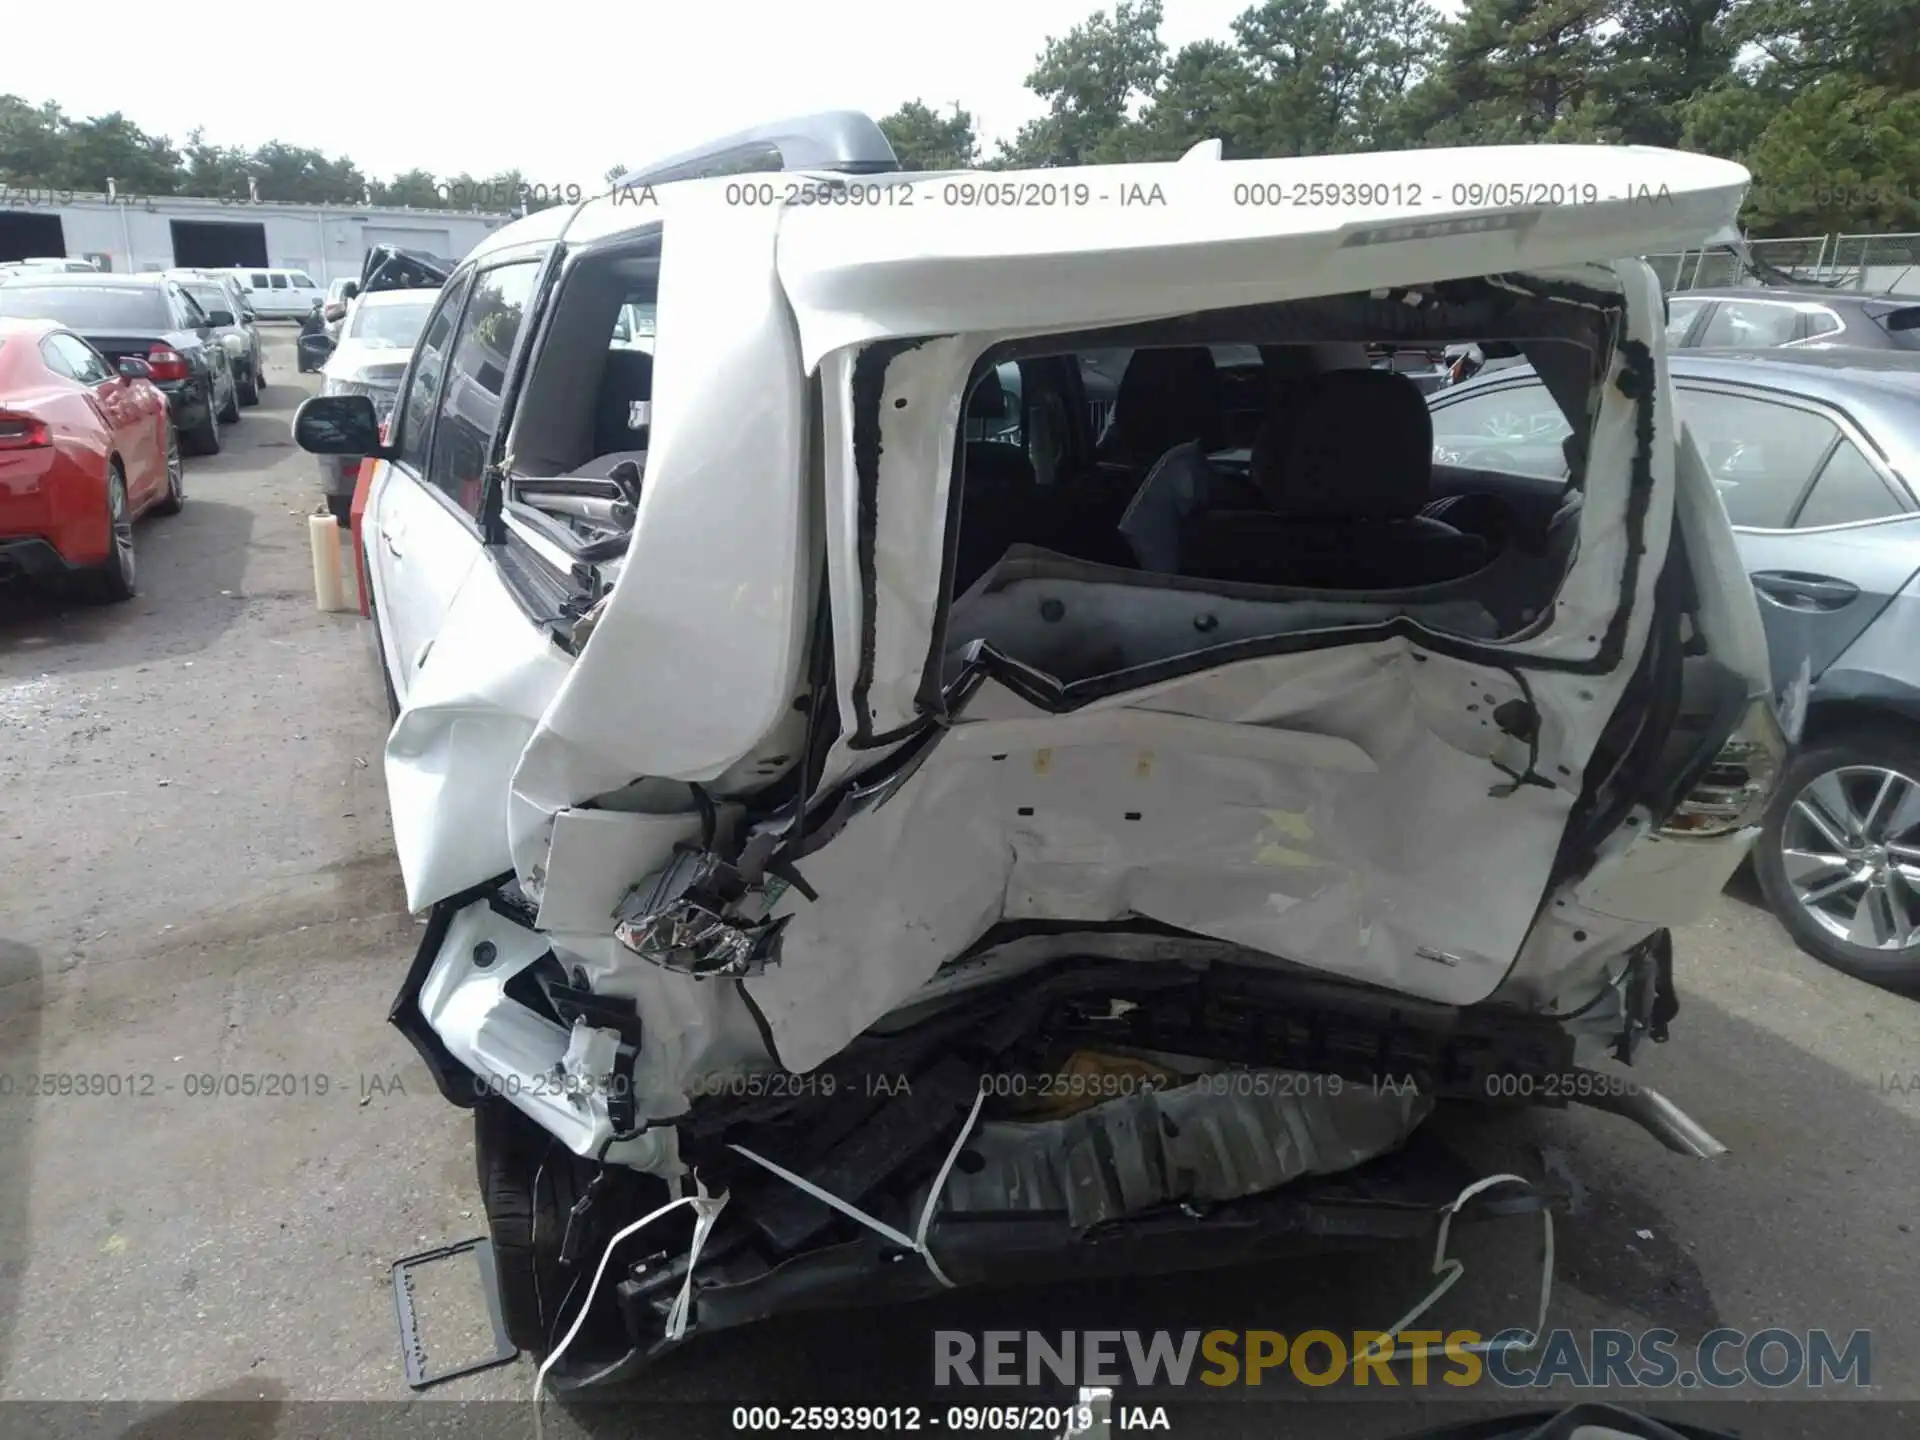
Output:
[967,370,1008,421]
[1104,347,1221,462]
[963,439,1035,489]
[1252,368,1433,520]
[594,349,655,454]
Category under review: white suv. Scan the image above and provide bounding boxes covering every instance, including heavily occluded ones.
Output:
[295,113,1781,1386]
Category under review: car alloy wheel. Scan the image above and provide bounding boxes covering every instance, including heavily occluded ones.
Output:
[1778,763,1920,950]
[108,468,135,587]
[155,425,185,514]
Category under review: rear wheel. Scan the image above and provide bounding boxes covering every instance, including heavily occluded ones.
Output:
[1754,723,1920,989]
[183,385,221,456]
[73,463,136,604]
[238,360,260,407]
[152,424,185,515]
[473,1099,667,1361]
[217,368,241,424]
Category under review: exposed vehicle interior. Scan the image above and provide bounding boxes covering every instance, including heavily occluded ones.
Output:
[936,273,1621,684]
[501,237,661,552]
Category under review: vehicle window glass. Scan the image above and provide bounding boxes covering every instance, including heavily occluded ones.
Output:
[38,337,79,380]
[48,332,113,384]
[347,296,435,348]
[1429,380,1573,480]
[1665,298,1705,346]
[1678,388,1838,526]
[176,290,209,326]
[609,300,655,351]
[1804,310,1843,339]
[184,284,226,317]
[1698,301,1800,348]
[269,274,288,290]
[249,273,268,287]
[394,273,473,477]
[425,260,541,519]
[1795,439,1903,527]
[292,273,316,288]
[0,284,170,328]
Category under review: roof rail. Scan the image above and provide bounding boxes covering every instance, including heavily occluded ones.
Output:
[613,111,898,189]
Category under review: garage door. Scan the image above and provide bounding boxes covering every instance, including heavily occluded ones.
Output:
[362,227,453,255]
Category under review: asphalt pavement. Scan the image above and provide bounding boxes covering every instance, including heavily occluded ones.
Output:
[0,330,1915,1439]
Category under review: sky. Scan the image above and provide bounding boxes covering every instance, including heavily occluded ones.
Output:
[8,0,1269,185]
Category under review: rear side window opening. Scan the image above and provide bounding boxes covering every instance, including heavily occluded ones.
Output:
[498,229,663,558]
[933,272,1625,689]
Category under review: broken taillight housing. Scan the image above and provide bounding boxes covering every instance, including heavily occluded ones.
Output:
[1659,698,1787,837]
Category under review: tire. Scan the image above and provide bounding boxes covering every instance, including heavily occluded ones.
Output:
[182,387,221,456]
[238,361,260,407]
[217,369,241,424]
[473,1100,667,1360]
[152,424,186,515]
[1754,722,1920,989]
[73,462,136,603]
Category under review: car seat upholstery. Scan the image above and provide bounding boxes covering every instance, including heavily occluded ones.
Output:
[1095,347,1224,467]
[1183,368,1489,589]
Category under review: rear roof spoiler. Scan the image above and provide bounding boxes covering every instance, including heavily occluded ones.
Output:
[613,111,899,189]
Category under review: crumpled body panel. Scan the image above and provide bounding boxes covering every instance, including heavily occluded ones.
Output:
[745,644,1571,1073]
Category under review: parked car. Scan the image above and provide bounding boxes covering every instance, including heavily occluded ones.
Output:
[0,316,183,601]
[1,257,102,277]
[1665,285,1920,352]
[294,114,1779,1385]
[1432,346,1920,986]
[0,272,238,455]
[168,270,262,407]
[219,266,323,319]
[310,288,438,523]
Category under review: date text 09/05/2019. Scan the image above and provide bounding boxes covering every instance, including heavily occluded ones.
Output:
[730,1405,1160,1432]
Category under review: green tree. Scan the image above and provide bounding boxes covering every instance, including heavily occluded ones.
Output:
[56,111,181,194]
[180,128,253,201]
[1231,0,1442,155]
[1399,0,1617,145]
[997,0,1168,167]
[372,168,446,207]
[1727,0,1920,93]
[1125,40,1259,160]
[877,100,980,170]
[1597,0,1739,147]
[0,95,68,184]
[1737,74,1920,234]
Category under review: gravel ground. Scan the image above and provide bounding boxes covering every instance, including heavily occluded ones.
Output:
[1,330,1915,1439]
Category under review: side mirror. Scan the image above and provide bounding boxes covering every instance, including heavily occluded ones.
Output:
[206,310,235,327]
[117,356,153,381]
[293,393,393,457]
[298,333,336,365]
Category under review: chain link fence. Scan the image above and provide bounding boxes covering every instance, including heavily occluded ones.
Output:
[1649,232,1920,296]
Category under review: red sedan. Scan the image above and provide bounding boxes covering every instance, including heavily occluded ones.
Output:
[0,315,182,603]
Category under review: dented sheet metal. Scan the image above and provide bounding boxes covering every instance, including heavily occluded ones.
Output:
[933,1070,1434,1230]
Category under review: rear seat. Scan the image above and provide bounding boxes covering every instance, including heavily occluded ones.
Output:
[1180,369,1489,589]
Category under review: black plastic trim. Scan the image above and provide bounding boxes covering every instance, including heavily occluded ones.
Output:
[388,870,517,1108]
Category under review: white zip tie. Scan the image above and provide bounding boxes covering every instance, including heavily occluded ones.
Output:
[728,1083,988,1288]
[1369,1172,1554,1366]
[532,1176,729,1440]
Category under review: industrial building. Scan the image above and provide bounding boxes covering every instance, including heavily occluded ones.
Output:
[0,188,511,281]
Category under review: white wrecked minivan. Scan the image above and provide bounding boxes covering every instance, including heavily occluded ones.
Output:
[295,113,1783,1384]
